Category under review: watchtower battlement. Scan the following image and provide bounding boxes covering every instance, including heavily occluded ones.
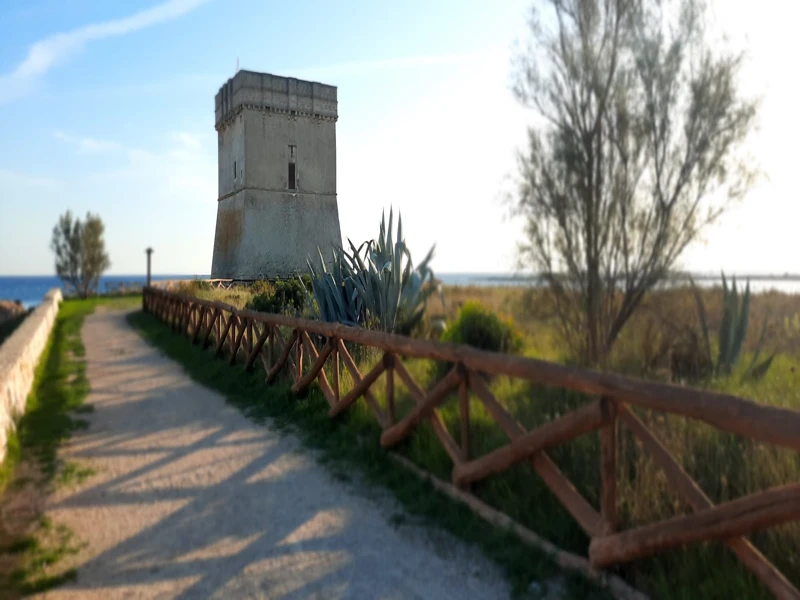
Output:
[215,71,338,131]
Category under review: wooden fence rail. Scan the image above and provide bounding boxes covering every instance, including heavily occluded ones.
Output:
[142,287,800,600]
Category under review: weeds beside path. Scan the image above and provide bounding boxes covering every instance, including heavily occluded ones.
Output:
[0,297,139,598]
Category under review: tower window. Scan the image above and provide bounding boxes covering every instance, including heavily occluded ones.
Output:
[288,145,297,190]
[234,160,237,181]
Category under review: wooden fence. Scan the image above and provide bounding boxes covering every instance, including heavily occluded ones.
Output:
[142,286,800,599]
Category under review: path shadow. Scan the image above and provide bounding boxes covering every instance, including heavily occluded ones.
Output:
[42,310,503,600]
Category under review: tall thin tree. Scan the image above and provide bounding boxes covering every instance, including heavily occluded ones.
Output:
[512,0,757,364]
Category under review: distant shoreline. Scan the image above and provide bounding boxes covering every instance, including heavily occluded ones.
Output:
[478,273,800,283]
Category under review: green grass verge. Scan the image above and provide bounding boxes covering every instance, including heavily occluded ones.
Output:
[0,295,140,597]
[0,516,82,596]
[127,309,612,600]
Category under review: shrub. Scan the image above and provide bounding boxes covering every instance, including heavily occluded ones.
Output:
[441,301,524,354]
[434,302,524,378]
[246,277,308,315]
[250,279,275,297]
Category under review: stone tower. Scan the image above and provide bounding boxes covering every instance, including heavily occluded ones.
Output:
[210,70,342,280]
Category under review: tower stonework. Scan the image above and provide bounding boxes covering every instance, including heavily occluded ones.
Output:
[210,70,342,280]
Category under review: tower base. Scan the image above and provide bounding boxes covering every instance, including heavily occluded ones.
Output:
[210,190,342,280]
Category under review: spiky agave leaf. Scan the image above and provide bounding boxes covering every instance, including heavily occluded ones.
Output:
[689,275,713,368]
[305,207,442,333]
[746,353,775,381]
[729,279,750,367]
[717,272,734,372]
[746,314,770,374]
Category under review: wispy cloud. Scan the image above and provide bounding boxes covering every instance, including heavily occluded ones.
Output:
[169,131,204,149]
[0,0,210,103]
[54,131,121,154]
[79,130,216,200]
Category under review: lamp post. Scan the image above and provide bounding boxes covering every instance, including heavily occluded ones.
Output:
[145,247,154,287]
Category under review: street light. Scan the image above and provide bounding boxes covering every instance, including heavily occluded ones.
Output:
[145,247,154,287]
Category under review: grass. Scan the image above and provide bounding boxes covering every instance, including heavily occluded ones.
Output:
[0,295,140,597]
[173,279,256,310]
[56,461,96,488]
[0,517,82,596]
[127,309,612,600]
[166,283,800,599]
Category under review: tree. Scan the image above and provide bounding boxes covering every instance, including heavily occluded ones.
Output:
[50,211,111,299]
[511,0,757,365]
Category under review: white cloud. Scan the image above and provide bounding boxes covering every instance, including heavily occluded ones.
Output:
[83,131,216,201]
[0,0,210,103]
[170,131,205,150]
[54,131,121,154]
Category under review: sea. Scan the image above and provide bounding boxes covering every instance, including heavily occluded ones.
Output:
[0,275,190,308]
[2,273,800,308]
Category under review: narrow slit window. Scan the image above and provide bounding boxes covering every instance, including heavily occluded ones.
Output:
[288,145,297,190]
[233,160,237,181]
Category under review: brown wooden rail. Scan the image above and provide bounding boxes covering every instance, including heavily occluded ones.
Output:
[142,287,800,599]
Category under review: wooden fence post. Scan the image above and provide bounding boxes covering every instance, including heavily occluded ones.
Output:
[459,374,470,462]
[385,353,396,425]
[296,330,303,381]
[600,396,618,534]
[332,341,340,404]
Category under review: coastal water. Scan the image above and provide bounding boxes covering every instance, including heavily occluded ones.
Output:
[3,273,799,308]
[435,273,800,295]
[0,275,196,308]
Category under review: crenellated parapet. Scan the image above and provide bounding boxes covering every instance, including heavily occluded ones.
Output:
[215,70,338,131]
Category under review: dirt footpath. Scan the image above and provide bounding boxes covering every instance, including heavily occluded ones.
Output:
[35,309,511,599]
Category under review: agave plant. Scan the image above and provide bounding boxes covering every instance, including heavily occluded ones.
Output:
[690,272,774,380]
[305,245,363,326]
[304,208,443,334]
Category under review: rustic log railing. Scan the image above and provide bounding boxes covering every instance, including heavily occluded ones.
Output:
[142,286,800,599]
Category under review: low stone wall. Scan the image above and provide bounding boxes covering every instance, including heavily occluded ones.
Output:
[0,289,62,464]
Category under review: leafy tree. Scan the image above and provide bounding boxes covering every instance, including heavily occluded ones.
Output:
[50,211,111,299]
[511,0,757,365]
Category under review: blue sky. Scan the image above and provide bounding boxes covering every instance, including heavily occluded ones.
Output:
[0,0,797,276]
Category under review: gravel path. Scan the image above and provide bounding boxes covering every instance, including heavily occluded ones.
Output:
[35,309,511,599]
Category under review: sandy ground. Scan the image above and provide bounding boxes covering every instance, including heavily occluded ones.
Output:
[33,309,513,599]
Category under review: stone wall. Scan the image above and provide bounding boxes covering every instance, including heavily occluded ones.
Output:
[0,289,62,464]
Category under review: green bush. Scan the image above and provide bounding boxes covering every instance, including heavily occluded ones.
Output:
[246,277,309,315]
[441,301,524,354]
[435,301,524,378]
